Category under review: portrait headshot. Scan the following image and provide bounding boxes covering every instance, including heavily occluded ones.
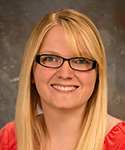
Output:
[0,1,125,150]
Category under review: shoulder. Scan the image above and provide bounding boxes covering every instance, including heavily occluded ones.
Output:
[106,114,122,134]
[0,121,17,150]
[103,115,125,150]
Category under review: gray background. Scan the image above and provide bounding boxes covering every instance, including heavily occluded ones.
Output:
[0,0,125,129]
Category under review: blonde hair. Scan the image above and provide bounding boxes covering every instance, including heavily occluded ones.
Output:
[15,9,107,150]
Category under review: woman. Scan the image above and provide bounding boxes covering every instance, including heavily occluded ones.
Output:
[0,9,125,150]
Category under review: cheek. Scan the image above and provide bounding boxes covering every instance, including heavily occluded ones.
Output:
[33,68,49,97]
[33,66,56,88]
[79,71,97,89]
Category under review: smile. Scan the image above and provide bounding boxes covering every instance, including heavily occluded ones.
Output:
[51,84,78,92]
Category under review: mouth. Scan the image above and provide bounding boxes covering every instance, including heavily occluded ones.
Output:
[51,84,79,92]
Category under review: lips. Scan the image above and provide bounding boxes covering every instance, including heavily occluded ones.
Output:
[51,84,79,92]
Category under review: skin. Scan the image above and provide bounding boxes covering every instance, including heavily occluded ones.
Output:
[32,25,121,150]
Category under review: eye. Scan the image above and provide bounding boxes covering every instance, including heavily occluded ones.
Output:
[73,58,89,64]
[40,55,60,64]
[44,56,56,62]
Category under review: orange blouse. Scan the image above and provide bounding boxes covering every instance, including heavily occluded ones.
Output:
[0,121,125,150]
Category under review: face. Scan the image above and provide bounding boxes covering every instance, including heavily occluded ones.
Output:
[33,25,97,112]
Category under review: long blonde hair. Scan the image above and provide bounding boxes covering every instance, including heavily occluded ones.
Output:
[15,9,107,150]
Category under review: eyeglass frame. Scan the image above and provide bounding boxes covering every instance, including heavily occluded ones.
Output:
[35,54,97,72]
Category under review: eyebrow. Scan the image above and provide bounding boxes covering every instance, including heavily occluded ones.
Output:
[40,50,60,55]
[40,49,93,59]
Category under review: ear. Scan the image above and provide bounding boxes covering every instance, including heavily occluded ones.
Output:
[31,73,35,83]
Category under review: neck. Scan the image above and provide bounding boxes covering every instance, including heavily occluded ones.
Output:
[42,106,85,149]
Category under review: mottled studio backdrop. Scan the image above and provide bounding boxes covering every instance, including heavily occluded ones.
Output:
[0,0,125,129]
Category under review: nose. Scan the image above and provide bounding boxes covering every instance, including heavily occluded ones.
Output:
[56,61,74,79]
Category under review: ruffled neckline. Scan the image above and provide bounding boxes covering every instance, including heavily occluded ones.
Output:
[103,121,125,150]
[105,121,125,138]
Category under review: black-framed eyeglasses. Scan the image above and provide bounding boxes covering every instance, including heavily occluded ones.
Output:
[35,54,96,72]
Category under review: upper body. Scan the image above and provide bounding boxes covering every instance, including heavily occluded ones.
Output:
[0,115,125,150]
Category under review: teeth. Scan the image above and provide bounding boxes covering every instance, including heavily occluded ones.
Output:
[52,85,77,91]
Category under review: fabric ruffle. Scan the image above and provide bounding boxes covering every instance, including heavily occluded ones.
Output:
[103,122,125,150]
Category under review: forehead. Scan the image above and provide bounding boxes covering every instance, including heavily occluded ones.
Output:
[39,25,92,58]
[40,26,66,49]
